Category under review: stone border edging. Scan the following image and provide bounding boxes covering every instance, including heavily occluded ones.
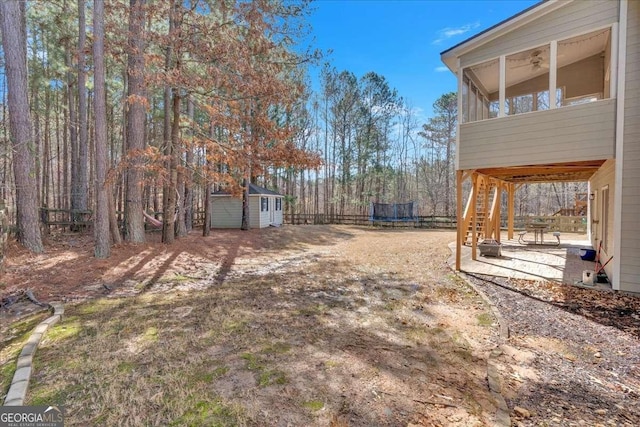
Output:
[3,302,64,406]
[454,269,512,427]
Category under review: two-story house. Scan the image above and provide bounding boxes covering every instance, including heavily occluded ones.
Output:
[441,0,639,293]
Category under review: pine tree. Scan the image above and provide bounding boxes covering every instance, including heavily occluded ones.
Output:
[0,0,44,253]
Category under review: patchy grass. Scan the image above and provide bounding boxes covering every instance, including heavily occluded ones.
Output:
[169,398,244,427]
[19,227,498,426]
[302,400,325,411]
[477,312,494,326]
[241,352,287,386]
[43,317,82,342]
[0,311,48,398]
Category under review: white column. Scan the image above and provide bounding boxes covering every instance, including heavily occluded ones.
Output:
[610,22,619,98]
[499,55,506,117]
[549,40,557,109]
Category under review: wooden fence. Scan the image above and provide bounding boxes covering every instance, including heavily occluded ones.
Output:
[284,213,457,229]
[511,216,587,233]
[34,208,587,234]
[40,208,93,231]
[284,213,587,233]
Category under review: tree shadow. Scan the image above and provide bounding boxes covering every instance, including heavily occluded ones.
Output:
[1,225,356,306]
[21,228,498,426]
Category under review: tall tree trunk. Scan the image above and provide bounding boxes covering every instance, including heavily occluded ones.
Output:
[0,0,44,252]
[163,87,179,243]
[66,40,79,215]
[184,97,194,231]
[176,143,187,236]
[55,89,62,209]
[75,0,89,216]
[202,122,214,237]
[241,176,250,231]
[108,185,122,245]
[162,0,178,244]
[43,83,51,208]
[124,0,146,242]
[93,0,110,258]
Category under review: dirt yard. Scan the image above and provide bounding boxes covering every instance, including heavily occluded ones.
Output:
[1,226,500,426]
[2,225,639,426]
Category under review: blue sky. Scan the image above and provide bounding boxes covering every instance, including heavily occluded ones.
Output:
[307,0,538,121]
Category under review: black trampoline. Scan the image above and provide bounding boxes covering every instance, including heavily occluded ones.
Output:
[369,201,417,222]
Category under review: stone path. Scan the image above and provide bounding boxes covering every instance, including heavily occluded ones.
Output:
[3,302,64,406]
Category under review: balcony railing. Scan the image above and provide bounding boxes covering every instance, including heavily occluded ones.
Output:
[458,98,615,170]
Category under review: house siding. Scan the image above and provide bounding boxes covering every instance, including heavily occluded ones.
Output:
[458,99,615,170]
[250,196,263,228]
[210,195,281,229]
[260,197,271,227]
[461,0,619,68]
[589,159,615,281]
[210,197,243,229]
[620,0,640,293]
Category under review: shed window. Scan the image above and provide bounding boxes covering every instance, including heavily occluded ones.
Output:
[261,197,268,212]
[276,198,282,211]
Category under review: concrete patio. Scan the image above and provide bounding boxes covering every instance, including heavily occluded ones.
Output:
[449,232,611,290]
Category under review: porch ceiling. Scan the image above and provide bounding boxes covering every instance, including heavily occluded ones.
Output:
[475,160,606,183]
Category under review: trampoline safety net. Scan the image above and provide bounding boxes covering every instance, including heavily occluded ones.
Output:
[370,202,416,221]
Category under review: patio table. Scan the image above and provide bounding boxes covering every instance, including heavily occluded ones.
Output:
[528,223,549,244]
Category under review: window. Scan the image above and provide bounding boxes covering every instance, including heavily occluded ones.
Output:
[461,79,469,123]
[469,84,476,122]
[558,28,610,104]
[459,27,611,124]
[261,197,268,212]
[464,58,499,123]
[275,198,282,211]
[489,101,499,118]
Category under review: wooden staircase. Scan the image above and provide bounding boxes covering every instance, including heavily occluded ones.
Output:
[462,177,499,246]
[455,170,515,270]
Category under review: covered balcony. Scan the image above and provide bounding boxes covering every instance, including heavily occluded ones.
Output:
[459,28,616,170]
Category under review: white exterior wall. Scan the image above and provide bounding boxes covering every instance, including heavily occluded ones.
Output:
[460,0,619,68]
[589,159,616,282]
[250,196,284,228]
[458,99,615,169]
[619,0,640,293]
[249,196,263,228]
[210,195,283,229]
[210,197,243,229]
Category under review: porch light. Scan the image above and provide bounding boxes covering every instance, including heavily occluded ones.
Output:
[589,193,595,200]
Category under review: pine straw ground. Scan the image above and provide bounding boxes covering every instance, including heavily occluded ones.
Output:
[1,225,639,426]
[1,226,499,426]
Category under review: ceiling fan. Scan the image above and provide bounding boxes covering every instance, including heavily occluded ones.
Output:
[513,49,550,71]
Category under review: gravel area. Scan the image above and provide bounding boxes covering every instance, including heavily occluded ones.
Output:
[467,273,640,426]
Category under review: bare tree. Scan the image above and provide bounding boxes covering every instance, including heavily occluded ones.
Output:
[0,0,44,252]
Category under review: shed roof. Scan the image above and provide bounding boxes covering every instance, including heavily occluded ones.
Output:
[212,183,283,197]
